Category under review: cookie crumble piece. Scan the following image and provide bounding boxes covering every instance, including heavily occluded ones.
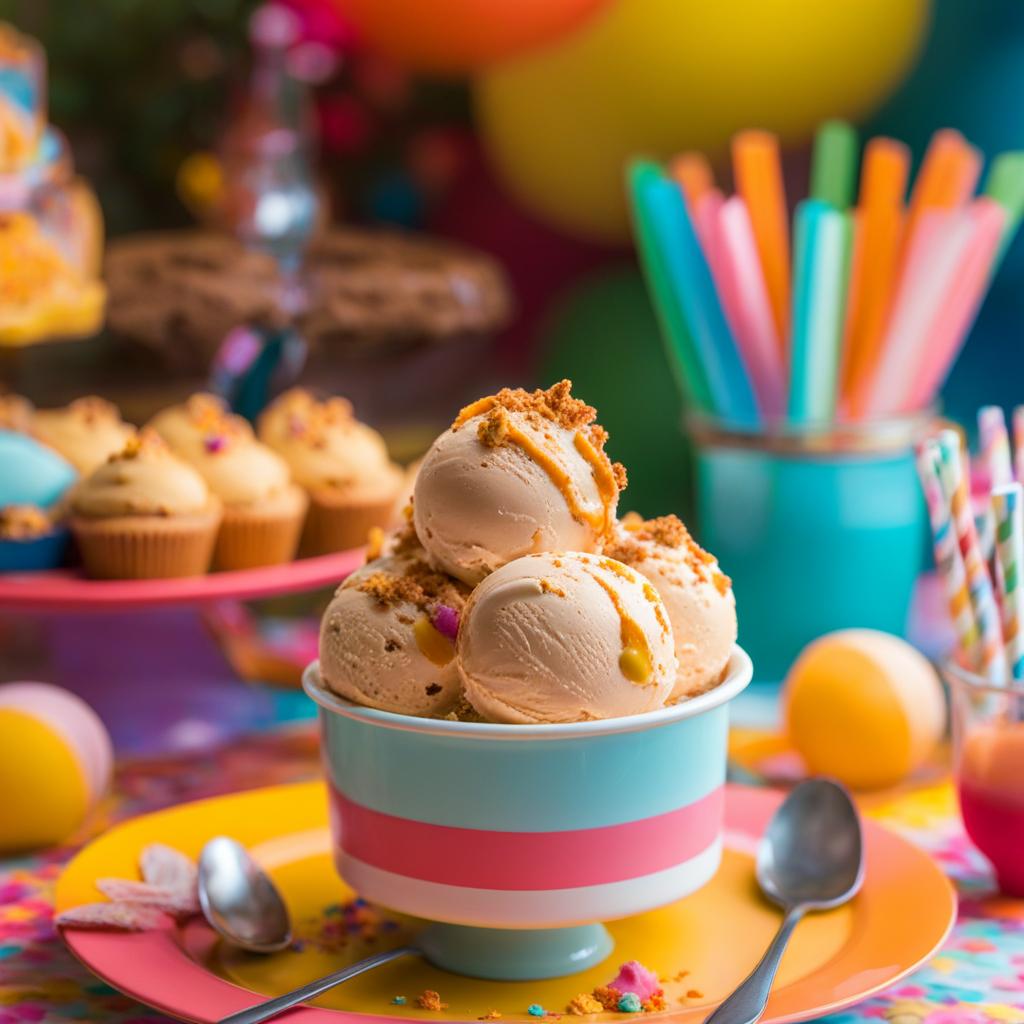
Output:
[566,994,603,1015]
[417,990,448,1011]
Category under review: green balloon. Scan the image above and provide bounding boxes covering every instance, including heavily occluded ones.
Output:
[538,267,692,520]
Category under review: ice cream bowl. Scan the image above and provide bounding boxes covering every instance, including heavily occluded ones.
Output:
[302,645,753,980]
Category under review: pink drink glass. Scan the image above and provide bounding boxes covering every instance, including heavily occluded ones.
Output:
[944,658,1024,895]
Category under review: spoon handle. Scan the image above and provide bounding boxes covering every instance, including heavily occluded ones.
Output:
[703,906,804,1024]
[218,946,418,1024]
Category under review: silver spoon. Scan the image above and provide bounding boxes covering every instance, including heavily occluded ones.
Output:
[704,779,864,1024]
[198,837,415,1024]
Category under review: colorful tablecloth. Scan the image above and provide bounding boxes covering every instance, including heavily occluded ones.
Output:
[1,728,1022,1024]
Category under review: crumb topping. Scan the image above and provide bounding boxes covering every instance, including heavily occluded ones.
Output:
[356,559,466,615]
[417,990,447,1011]
[606,514,731,594]
[0,504,51,538]
[456,380,597,433]
[110,428,169,462]
[478,406,512,448]
[66,396,122,425]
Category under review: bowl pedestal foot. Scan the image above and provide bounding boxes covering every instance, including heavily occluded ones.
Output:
[417,922,614,980]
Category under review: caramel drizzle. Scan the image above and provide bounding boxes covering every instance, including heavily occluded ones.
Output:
[600,557,671,637]
[582,563,654,685]
[458,398,616,535]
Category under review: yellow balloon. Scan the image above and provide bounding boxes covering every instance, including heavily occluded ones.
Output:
[476,0,930,242]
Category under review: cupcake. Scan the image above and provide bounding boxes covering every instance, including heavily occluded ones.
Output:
[148,395,306,570]
[32,396,136,475]
[69,431,221,579]
[0,393,33,432]
[0,505,70,573]
[258,389,403,556]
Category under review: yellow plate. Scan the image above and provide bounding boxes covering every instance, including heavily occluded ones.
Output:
[56,781,955,1023]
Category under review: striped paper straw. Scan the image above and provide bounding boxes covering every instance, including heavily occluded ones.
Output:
[979,406,1014,488]
[936,429,1007,682]
[915,438,981,669]
[1014,406,1024,484]
[992,483,1024,681]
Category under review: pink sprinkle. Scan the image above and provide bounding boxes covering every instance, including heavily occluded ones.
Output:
[432,605,459,640]
[606,961,662,1001]
[204,435,226,453]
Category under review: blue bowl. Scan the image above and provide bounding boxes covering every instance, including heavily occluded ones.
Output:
[0,526,70,573]
[303,648,753,979]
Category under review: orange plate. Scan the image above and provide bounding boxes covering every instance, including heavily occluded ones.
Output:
[56,782,955,1024]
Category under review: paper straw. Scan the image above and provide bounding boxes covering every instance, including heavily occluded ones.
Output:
[670,152,715,207]
[732,131,790,349]
[936,428,1006,682]
[901,198,1006,412]
[916,438,981,668]
[1014,406,1024,484]
[978,405,1013,565]
[627,160,713,411]
[809,120,858,210]
[992,483,1024,681]
[979,406,1014,488]
[860,208,975,417]
[715,196,786,418]
[788,200,853,424]
[840,137,910,418]
[982,150,1024,264]
[637,169,759,426]
[899,129,982,271]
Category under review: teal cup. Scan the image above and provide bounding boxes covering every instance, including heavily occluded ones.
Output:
[690,415,930,684]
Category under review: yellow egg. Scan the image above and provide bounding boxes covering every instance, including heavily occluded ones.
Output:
[782,630,945,790]
[0,683,112,852]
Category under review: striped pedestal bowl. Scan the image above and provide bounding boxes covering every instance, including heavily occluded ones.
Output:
[302,646,752,980]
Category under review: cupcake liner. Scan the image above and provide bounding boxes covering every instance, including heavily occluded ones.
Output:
[214,489,308,571]
[300,490,397,557]
[70,507,220,579]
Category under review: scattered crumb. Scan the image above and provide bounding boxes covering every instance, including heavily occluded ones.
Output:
[539,578,567,597]
[527,1005,546,1018]
[392,996,407,1006]
[617,994,642,1013]
[566,994,603,1016]
[417,990,448,1011]
[669,971,689,983]
[686,990,703,1000]
[478,1011,502,1021]
[478,406,513,448]
[641,996,666,1013]
[611,462,628,491]
[592,988,621,1012]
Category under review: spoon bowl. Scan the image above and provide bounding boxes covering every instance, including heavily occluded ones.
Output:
[198,837,292,954]
[757,778,864,910]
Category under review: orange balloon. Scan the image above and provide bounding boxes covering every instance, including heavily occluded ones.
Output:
[338,0,612,73]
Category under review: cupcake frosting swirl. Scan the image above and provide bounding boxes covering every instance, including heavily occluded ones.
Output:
[71,432,211,518]
[32,396,136,475]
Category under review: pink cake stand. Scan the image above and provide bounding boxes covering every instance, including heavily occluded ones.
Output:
[0,548,364,612]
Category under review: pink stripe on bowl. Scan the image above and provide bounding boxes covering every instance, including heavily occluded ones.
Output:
[332,786,723,891]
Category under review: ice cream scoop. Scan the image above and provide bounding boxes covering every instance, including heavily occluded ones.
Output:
[457,551,676,723]
[413,381,625,585]
[607,514,736,701]
[319,551,469,716]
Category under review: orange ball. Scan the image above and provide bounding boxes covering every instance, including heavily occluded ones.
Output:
[338,0,611,73]
[783,630,945,790]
